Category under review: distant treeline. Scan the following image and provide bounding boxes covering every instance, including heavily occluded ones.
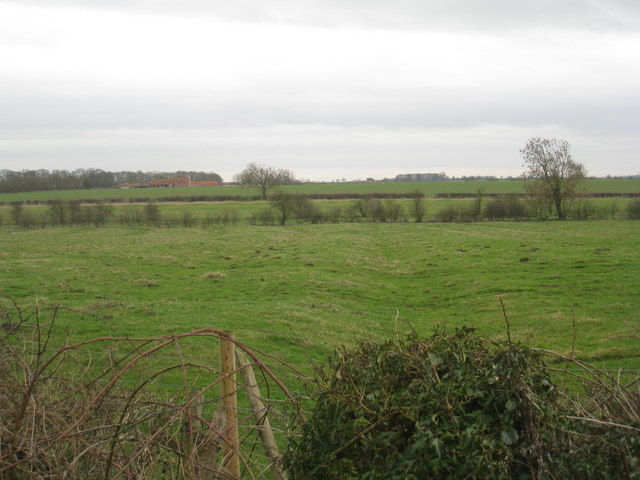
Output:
[0,169,223,193]
[393,173,450,182]
[390,172,519,182]
[389,173,640,183]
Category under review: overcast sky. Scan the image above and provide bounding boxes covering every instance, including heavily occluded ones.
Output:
[1,1,639,181]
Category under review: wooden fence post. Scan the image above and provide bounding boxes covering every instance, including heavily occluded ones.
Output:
[220,331,240,478]
[236,350,288,480]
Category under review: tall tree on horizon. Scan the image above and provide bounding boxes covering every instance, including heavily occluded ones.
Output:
[521,137,586,220]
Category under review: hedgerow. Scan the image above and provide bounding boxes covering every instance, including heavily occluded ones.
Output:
[285,329,639,479]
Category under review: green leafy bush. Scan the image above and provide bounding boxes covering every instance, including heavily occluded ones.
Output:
[285,329,639,479]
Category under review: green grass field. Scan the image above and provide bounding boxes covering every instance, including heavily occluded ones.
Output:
[1,178,638,204]
[1,221,638,374]
[0,196,634,227]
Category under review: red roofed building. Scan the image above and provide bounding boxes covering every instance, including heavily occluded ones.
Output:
[149,177,191,188]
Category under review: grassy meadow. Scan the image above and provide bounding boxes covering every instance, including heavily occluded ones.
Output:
[0,196,636,229]
[0,177,638,204]
[1,220,638,375]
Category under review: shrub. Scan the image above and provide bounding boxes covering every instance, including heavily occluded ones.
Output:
[67,200,83,224]
[605,201,619,219]
[525,195,552,220]
[88,202,114,227]
[285,329,639,479]
[369,199,387,222]
[201,209,239,228]
[291,194,323,224]
[570,199,599,220]
[220,208,239,226]
[384,199,404,222]
[10,202,35,228]
[351,198,382,222]
[144,202,162,224]
[435,204,462,222]
[47,200,68,226]
[627,198,640,220]
[118,206,145,226]
[269,190,293,225]
[249,208,277,226]
[484,195,527,220]
[352,198,391,222]
[326,206,344,223]
[352,199,368,219]
[344,204,362,223]
[181,210,196,228]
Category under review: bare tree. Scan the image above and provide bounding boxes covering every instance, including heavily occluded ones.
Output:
[410,190,426,223]
[269,190,294,225]
[233,163,296,200]
[521,137,586,220]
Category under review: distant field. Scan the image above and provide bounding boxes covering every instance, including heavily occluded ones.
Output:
[1,221,638,373]
[1,178,638,203]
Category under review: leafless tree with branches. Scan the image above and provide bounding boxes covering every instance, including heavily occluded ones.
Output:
[521,137,586,220]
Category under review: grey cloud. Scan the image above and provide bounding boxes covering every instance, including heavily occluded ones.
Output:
[1,84,636,134]
[6,0,640,31]
[2,123,636,180]
[1,0,638,178]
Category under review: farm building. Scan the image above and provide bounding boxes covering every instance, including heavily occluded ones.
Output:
[149,178,191,188]
[118,178,221,189]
